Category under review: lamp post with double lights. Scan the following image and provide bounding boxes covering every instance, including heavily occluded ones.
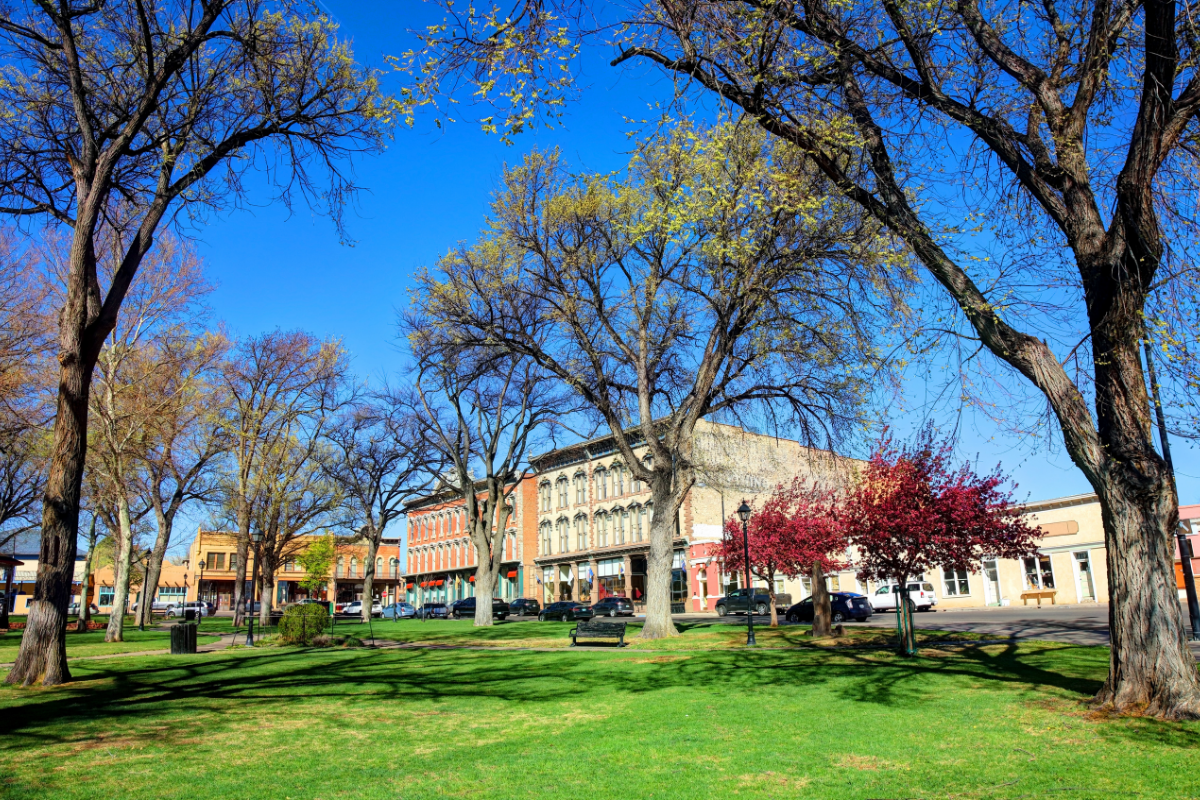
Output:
[737,500,756,646]
[196,560,206,631]
[246,527,263,646]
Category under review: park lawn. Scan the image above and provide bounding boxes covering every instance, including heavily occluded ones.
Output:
[1,640,1197,799]
[204,617,991,650]
[0,628,220,660]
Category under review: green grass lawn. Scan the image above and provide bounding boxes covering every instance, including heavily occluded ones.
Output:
[1,635,1197,799]
[0,628,220,660]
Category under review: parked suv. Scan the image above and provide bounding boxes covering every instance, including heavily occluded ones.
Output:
[418,603,449,619]
[591,597,634,617]
[785,592,874,623]
[342,601,383,617]
[450,597,510,620]
[715,588,773,617]
[870,582,938,611]
[538,602,594,622]
[165,601,213,618]
[509,598,541,616]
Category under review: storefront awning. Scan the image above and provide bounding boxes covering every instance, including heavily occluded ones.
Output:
[468,576,475,583]
[506,570,518,579]
[0,556,23,568]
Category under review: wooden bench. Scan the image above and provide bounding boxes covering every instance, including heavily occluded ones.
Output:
[570,620,627,647]
[1020,590,1057,606]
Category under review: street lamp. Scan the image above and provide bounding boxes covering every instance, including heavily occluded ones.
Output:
[737,500,756,647]
[137,548,152,632]
[246,528,263,646]
[197,559,206,632]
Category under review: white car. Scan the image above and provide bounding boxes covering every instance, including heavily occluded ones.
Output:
[165,601,212,618]
[342,601,383,617]
[870,582,938,611]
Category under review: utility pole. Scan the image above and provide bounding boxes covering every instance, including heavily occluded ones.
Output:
[1143,320,1200,641]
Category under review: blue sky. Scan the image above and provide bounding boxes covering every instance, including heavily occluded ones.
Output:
[187,1,1200,538]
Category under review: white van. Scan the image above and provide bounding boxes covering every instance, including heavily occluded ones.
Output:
[870,582,938,611]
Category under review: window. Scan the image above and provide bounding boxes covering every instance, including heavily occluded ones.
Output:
[557,518,570,553]
[615,508,627,545]
[942,568,970,596]
[614,464,625,496]
[98,586,115,606]
[158,586,186,600]
[540,482,552,512]
[575,516,588,550]
[574,473,587,504]
[540,522,553,555]
[1023,555,1055,590]
[556,478,569,508]
[206,552,225,570]
[596,513,608,547]
[337,556,345,578]
[595,468,608,500]
[229,553,237,571]
[376,557,383,576]
[350,557,358,578]
[635,506,647,542]
[390,558,399,578]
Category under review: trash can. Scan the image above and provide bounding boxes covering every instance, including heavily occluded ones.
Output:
[183,608,197,622]
[170,623,197,654]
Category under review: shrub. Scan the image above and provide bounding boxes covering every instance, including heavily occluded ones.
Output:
[278,603,329,645]
[311,634,365,648]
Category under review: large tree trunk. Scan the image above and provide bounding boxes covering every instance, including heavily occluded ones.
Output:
[5,307,95,686]
[474,562,496,627]
[1094,477,1200,717]
[811,562,832,638]
[259,569,275,628]
[362,535,379,624]
[640,479,681,640]
[105,495,136,643]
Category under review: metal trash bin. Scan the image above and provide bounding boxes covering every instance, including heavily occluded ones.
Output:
[183,608,197,622]
[170,623,197,654]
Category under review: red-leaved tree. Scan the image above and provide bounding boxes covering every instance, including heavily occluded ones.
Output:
[843,427,1040,653]
[721,479,846,630]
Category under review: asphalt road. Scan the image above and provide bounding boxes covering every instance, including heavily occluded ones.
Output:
[672,604,1119,646]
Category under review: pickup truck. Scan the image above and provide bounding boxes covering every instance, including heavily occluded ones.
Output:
[449,596,510,620]
[715,589,790,617]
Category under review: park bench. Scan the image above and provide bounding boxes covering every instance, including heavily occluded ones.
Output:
[570,620,627,648]
[1020,590,1057,606]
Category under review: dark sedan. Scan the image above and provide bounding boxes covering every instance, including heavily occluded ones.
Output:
[450,597,510,620]
[590,596,634,617]
[784,592,874,624]
[418,603,450,619]
[538,601,594,622]
[509,598,541,616]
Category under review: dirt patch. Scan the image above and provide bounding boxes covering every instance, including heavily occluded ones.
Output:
[833,754,907,771]
[737,771,811,790]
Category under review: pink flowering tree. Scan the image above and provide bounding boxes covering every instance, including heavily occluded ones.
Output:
[843,426,1041,653]
[721,479,846,630]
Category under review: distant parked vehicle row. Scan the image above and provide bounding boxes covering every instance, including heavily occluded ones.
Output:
[784,592,874,623]
[449,597,509,620]
[870,582,938,611]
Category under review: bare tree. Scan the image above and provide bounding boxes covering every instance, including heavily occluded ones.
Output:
[0,0,387,686]
[414,126,898,638]
[405,0,1200,717]
[402,342,572,628]
[324,393,437,623]
[222,331,347,626]
[133,333,229,629]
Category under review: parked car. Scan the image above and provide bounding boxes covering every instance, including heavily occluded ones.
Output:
[714,588,774,617]
[538,601,594,622]
[418,603,449,619]
[382,602,416,620]
[590,597,635,618]
[449,597,510,620]
[869,582,938,611]
[165,601,213,618]
[291,598,328,608]
[342,601,383,617]
[130,599,173,613]
[509,598,541,616]
[784,592,874,624]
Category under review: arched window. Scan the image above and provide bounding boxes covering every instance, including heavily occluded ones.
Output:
[337,556,345,578]
[596,512,609,547]
[632,504,644,542]
[615,508,627,545]
[390,558,399,578]
[539,481,552,512]
[556,477,569,508]
[376,557,383,576]
[595,468,608,500]
[350,557,358,578]
[575,515,588,550]
[557,518,570,553]
[613,463,625,496]
[574,472,587,504]
[540,522,553,555]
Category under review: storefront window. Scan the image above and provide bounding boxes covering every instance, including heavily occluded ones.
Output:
[543,567,555,604]
[1023,555,1054,590]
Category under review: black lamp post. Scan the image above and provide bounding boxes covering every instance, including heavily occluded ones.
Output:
[246,528,263,646]
[196,559,206,631]
[137,548,152,631]
[737,500,755,647]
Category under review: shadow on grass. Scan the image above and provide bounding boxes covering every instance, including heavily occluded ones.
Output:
[0,633,1135,754]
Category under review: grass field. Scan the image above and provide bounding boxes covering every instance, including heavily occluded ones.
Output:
[0,627,221,660]
[1,627,1197,799]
